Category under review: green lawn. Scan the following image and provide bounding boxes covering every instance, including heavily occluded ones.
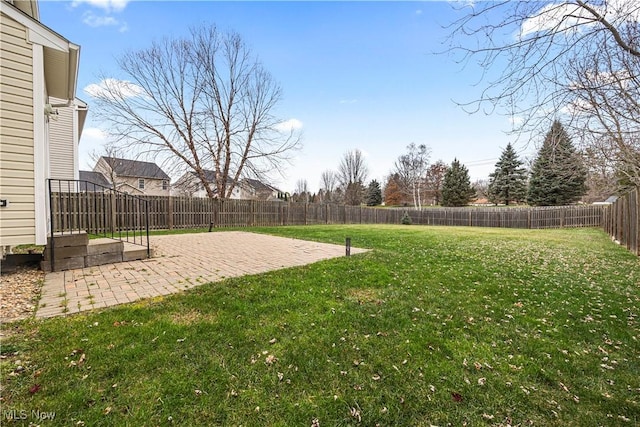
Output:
[2,225,639,426]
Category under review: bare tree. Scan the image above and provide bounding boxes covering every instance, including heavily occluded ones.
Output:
[393,143,431,209]
[337,149,369,205]
[447,1,640,190]
[87,25,301,199]
[337,149,369,186]
[319,170,337,203]
[294,178,309,203]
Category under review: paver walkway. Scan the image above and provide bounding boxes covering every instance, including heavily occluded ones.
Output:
[37,231,367,318]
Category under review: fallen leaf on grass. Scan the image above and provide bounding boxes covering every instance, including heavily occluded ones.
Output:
[349,407,361,422]
[451,392,463,402]
[29,384,41,394]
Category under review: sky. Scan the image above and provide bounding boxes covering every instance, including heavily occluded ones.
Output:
[39,0,537,193]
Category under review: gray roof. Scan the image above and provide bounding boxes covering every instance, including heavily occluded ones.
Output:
[244,178,280,193]
[604,195,619,203]
[101,157,170,180]
[79,170,112,191]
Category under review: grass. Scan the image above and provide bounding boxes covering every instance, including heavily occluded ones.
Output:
[1,225,639,426]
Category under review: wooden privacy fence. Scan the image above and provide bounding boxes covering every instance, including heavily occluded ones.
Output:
[51,193,605,232]
[603,188,639,256]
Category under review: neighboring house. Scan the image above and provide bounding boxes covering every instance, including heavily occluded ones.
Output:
[173,170,242,199]
[241,178,283,201]
[93,157,170,196]
[78,170,112,192]
[0,0,86,247]
[173,170,282,200]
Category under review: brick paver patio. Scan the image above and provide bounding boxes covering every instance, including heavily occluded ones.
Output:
[36,231,367,318]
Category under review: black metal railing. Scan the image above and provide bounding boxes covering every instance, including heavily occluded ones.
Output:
[47,179,150,270]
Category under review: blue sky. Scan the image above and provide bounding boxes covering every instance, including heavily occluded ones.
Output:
[40,0,533,193]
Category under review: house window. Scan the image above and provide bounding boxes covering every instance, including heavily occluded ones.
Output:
[138,178,145,190]
[162,180,168,190]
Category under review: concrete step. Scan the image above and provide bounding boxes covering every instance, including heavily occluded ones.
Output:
[87,238,124,255]
[123,242,152,261]
[42,234,152,271]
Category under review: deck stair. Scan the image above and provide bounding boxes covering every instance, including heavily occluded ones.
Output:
[42,232,152,272]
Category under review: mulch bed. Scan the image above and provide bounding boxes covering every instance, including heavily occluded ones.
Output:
[0,267,43,327]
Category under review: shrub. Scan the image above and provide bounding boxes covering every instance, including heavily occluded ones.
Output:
[401,211,412,225]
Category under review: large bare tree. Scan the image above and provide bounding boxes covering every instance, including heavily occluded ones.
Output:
[448,0,640,190]
[319,169,338,203]
[337,149,369,205]
[87,25,301,199]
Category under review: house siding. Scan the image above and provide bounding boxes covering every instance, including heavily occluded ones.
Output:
[48,96,75,179]
[0,12,35,246]
[116,176,169,196]
[94,158,170,196]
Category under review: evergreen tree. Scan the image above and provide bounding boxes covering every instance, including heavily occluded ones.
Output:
[487,143,528,205]
[441,159,476,207]
[527,121,587,206]
[366,179,382,206]
[383,174,406,206]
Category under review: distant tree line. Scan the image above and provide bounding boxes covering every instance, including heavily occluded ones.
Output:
[291,121,591,208]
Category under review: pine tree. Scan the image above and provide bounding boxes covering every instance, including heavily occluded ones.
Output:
[441,159,476,207]
[366,180,382,206]
[383,174,406,206]
[527,121,587,206]
[487,143,528,205]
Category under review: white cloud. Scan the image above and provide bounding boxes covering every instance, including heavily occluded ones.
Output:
[520,1,640,38]
[275,118,304,133]
[520,3,592,37]
[508,116,524,127]
[84,78,146,100]
[82,11,128,31]
[72,0,129,13]
[78,127,108,170]
[82,11,116,27]
[339,99,358,104]
[415,9,423,15]
[82,127,107,140]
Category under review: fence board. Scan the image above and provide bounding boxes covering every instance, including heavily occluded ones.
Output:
[52,194,609,234]
[604,189,639,256]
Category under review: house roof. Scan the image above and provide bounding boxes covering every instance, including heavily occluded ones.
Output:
[101,157,170,180]
[79,170,111,191]
[244,178,280,193]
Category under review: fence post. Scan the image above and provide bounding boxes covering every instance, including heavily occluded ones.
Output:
[110,192,117,236]
[168,195,173,230]
[635,190,640,255]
